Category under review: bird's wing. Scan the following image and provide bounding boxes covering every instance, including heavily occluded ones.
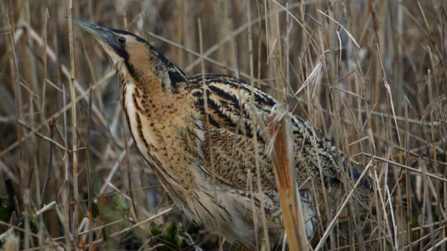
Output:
[187,74,373,195]
[187,74,278,191]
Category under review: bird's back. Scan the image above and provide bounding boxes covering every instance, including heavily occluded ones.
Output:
[186,73,373,195]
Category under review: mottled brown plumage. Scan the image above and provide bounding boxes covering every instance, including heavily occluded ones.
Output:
[72,18,373,248]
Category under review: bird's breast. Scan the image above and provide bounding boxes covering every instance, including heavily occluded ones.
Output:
[121,82,205,191]
[122,83,162,168]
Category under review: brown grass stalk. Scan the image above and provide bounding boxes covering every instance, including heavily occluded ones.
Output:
[267,107,308,250]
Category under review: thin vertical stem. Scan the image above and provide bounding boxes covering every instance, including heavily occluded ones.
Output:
[247,1,270,249]
[66,0,78,246]
[86,85,94,251]
[41,117,55,206]
[63,85,71,251]
[198,18,222,250]
[7,3,25,187]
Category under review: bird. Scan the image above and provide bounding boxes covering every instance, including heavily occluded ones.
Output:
[72,17,373,249]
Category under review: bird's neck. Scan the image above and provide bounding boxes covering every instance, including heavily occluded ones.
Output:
[118,73,175,118]
[119,50,187,96]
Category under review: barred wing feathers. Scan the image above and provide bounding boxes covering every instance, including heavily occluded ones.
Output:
[187,74,373,195]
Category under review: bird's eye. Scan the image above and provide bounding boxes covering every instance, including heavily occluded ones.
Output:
[118,37,126,44]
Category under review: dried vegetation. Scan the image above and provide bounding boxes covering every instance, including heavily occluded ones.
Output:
[0,0,447,250]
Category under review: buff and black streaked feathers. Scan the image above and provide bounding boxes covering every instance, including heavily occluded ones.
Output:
[185,73,373,194]
[72,17,373,248]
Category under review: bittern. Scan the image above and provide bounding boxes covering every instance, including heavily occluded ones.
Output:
[72,18,373,248]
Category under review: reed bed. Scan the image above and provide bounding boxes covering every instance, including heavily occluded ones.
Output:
[0,0,446,250]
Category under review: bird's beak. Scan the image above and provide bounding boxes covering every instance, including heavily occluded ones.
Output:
[71,17,115,45]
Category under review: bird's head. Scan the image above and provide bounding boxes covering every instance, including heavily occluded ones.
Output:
[72,18,187,93]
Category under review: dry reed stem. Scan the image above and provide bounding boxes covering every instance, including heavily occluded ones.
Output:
[267,107,308,251]
[198,17,222,250]
[86,85,94,251]
[249,1,271,249]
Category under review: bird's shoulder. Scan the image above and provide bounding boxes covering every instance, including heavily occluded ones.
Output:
[185,74,282,140]
[186,74,276,108]
[184,73,316,139]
